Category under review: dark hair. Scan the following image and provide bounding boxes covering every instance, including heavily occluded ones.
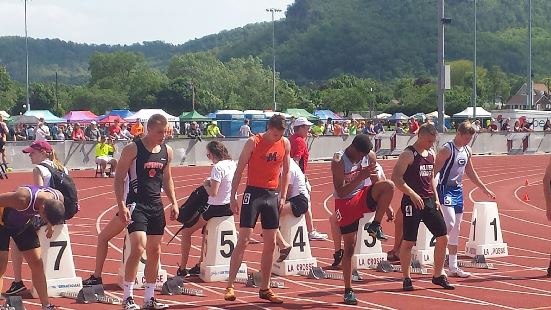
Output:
[43,199,65,225]
[207,141,231,161]
[351,134,373,154]
[147,114,168,129]
[267,115,286,130]
[418,123,437,136]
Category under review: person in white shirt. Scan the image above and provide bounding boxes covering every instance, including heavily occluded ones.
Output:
[119,123,134,140]
[175,141,236,277]
[34,118,50,141]
[274,160,312,262]
[239,119,253,137]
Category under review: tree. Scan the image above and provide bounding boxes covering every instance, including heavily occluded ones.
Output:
[89,51,146,91]
[0,66,18,112]
[69,86,128,114]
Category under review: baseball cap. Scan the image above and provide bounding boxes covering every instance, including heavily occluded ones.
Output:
[22,140,53,153]
[91,120,97,125]
[293,117,313,127]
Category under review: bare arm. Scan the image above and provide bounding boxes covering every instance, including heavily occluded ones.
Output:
[433,146,451,176]
[230,138,255,214]
[205,179,220,197]
[391,150,416,197]
[163,145,179,220]
[33,167,44,186]
[279,138,291,201]
[114,143,137,212]
[465,147,495,198]
[430,150,441,205]
[543,156,551,221]
[367,151,379,185]
[331,153,374,198]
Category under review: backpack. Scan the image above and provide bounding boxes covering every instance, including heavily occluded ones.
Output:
[39,163,79,220]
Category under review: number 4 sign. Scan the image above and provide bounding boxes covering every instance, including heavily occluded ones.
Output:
[32,224,82,298]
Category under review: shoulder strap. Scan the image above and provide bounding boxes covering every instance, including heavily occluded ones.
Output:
[39,163,56,187]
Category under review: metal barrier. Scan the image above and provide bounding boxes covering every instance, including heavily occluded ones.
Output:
[4,132,551,171]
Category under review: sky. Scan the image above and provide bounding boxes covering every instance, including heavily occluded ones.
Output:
[0,0,295,45]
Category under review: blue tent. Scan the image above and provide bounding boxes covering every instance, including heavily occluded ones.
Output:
[314,110,343,120]
[24,110,65,123]
[97,109,134,120]
[387,112,410,122]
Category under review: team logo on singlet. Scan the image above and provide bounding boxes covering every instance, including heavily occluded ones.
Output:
[458,158,466,166]
[419,164,433,177]
[266,152,277,162]
[444,195,452,206]
[149,169,156,177]
[144,161,163,178]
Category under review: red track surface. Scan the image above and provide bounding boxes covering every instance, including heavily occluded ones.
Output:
[2,154,550,309]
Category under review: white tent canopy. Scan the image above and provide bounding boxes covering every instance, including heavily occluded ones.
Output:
[0,111,9,119]
[427,111,450,119]
[453,107,491,118]
[126,109,179,122]
[376,113,392,119]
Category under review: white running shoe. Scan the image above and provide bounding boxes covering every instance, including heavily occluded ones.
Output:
[123,297,140,310]
[448,267,471,278]
[308,230,328,240]
[142,297,169,310]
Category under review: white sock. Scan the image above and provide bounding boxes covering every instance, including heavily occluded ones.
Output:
[449,254,458,270]
[144,282,156,301]
[123,281,134,300]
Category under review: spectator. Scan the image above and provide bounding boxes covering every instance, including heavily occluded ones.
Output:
[85,121,102,141]
[513,121,522,132]
[26,125,35,140]
[349,120,358,135]
[119,123,134,140]
[54,125,65,140]
[408,117,419,134]
[311,120,325,137]
[130,120,144,137]
[109,119,122,140]
[362,120,376,135]
[239,119,253,137]
[488,119,499,133]
[187,121,202,141]
[71,123,86,140]
[544,119,551,131]
[333,122,342,136]
[324,118,334,135]
[395,121,405,134]
[206,121,225,138]
[183,122,191,136]
[374,120,385,134]
[35,117,51,141]
[342,121,350,136]
[285,116,296,136]
[471,119,481,132]
[95,136,117,177]
[501,118,511,132]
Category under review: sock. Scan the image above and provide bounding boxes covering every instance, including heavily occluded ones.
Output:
[372,220,380,226]
[449,254,458,270]
[345,287,353,294]
[123,281,134,300]
[144,282,156,301]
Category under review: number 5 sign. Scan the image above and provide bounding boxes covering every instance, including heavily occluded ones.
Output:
[465,202,508,258]
[32,224,82,297]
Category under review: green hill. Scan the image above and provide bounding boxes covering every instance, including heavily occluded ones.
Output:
[2,0,551,84]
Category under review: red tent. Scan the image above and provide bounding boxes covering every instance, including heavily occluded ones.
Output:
[98,115,126,124]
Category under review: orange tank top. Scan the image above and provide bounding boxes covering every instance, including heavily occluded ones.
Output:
[247,134,285,189]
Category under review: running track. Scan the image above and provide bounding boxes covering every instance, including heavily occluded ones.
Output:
[2,154,550,309]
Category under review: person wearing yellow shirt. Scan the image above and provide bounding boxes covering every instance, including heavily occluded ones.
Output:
[206,121,225,138]
[310,120,325,137]
[95,136,118,177]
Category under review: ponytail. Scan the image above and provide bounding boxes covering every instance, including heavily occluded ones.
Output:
[48,149,65,172]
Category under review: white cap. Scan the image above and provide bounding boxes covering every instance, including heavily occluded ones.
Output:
[293,117,313,127]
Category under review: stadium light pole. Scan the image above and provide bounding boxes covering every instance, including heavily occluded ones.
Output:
[437,0,445,132]
[527,0,532,110]
[472,0,477,119]
[266,8,281,111]
[25,0,30,112]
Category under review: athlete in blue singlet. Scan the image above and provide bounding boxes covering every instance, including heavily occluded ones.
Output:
[434,121,495,278]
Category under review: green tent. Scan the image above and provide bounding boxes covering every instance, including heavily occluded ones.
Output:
[285,108,319,121]
[179,110,211,121]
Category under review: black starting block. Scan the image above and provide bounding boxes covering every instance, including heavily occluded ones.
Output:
[236,272,285,288]
[376,260,428,274]
[4,296,24,310]
[161,276,204,296]
[299,267,363,282]
[61,285,122,305]
[458,255,496,270]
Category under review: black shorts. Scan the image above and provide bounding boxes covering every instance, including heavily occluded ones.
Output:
[127,202,166,235]
[289,194,309,217]
[183,204,233,228]
[0,224,40,252]
[240,186,279,229]
[401,195,447,242]
[0,140,4,152]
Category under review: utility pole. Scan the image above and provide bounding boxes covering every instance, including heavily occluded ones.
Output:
[437,0,446,132]
[25,0,30,112]
[266,8,281,111]
[473,0,477,119]
[527,0,533,110]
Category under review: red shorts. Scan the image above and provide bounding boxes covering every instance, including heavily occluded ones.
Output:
[334,186,376,229]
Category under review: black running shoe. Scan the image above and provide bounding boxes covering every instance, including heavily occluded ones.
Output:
[432,275,455,290]
[82,275,102,286]
[5,281,26,295]
[547,266,551,277]
[403,278,414,291]
[366,222,388,241]
[331,249,344,267]
[188,264,200,276]
[176,266,188,277]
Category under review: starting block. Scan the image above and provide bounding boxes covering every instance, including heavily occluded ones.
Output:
[32,224,82,298]
[352,212,387,270]
[272,214,317,276]
[118,231,168,289]
[235,272,285,288]
[376,260,429,275]
[411,222,436,266]
[199,216,247,282]
[465,202,508,258]
[299,266,363,282]
[60,285,122,304]
[457,255,496,270]
[161,276,204,296]
[4,296,23,310]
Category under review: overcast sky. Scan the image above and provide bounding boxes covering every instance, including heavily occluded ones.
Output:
[0,0,295,45]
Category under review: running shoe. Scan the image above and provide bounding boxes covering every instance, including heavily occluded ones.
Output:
[366,222,388,240]
[82,275,103,286]
[331,249,344,267]
[142,297,169,309]
[259,288,283,304]
[5,281,27,295]
[432,275,455,290]
[343,289,358,305]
